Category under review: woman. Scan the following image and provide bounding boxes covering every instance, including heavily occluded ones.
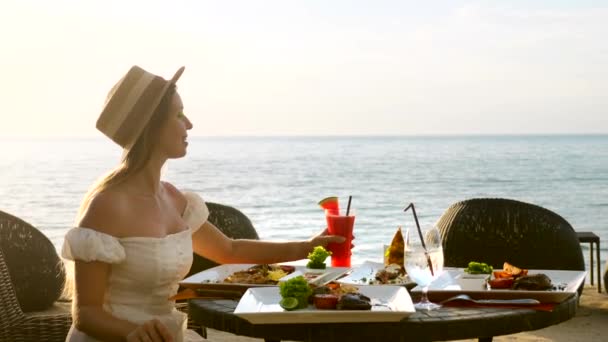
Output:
[61,66,345,342]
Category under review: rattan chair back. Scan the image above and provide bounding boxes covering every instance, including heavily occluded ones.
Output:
[437,198,585,271]
[0,248,26,338]
[0,210,71,342]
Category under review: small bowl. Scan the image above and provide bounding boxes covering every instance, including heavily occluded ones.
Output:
[305,267,327,275]
[460,273,491,280]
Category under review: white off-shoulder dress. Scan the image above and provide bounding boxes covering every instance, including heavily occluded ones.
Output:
[62,192,208,342]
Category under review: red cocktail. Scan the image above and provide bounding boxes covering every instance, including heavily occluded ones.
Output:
[325,210,355,267]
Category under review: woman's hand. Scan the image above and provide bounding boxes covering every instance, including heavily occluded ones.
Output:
[126,319,173,342]
[309,228,355,249]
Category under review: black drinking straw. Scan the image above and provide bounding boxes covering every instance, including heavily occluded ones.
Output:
[345,195,353,216]
[404,203,434,276]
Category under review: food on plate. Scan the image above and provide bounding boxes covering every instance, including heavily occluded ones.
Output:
[487,262,552,291]
[336,293,372,310]
[310,282,359,303]
[279,276,313,309]
[312,285,332,296]
[312,294,340,309]
[279,276,373,311]
[368,227,408,285]
[464,261,493,274]
[374,263,408,285]
[307,245,332,269]
[492,263,527,279]
[279,297,299,311]
[386,227,405,267]
[493,270,514,279]
[268,269,288,281]
[309,282,366,310]
[223,264,295,284]
[488,277,515,289]
[324,282,359,296]
[503,262,528,277]
[512,274,553,291]
[487,262,527,289]
[318,196,340,213]
[313,283,370,310]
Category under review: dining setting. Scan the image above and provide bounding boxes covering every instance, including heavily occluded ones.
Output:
[0,194,595,342]
[178,196,587,342]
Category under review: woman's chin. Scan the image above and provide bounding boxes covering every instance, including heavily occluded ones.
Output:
[168,149,187,159]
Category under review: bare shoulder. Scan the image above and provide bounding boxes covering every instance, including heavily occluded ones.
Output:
[162,181,187,212]
[78,190,129,237]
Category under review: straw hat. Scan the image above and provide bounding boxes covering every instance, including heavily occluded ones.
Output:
[96,65,185,149]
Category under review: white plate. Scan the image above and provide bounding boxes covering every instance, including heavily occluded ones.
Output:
[338,260,412,286]
[179,264,348,289]
[180,264,287,289]
[279,267,350,286]
[411,268,587,303]
[234,286,415,324]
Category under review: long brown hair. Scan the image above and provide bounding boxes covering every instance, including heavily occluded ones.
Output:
[76,85,177,222]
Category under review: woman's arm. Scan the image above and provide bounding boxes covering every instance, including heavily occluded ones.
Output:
[73,260,137,340]
[191,221,344,264]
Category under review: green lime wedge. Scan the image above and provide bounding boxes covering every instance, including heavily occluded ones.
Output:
[279,297,299,311]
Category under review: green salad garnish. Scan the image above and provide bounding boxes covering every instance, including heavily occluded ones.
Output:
[279,276,312,309]
[464,261,493,274]
[306,246,332,269]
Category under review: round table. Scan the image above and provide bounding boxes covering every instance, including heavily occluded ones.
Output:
[188,293,578,342]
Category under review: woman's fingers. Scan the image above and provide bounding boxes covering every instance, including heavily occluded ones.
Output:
[317,235,345,245]
[142,320,163,342]
[153,319,173,342]
[127,319,173,342]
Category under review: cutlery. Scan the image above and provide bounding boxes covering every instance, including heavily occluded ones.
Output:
[370,298,391,308]
[311,268,353,287]
[440,294,540,305]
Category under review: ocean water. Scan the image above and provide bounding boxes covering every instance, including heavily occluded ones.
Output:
[1,135,607,278]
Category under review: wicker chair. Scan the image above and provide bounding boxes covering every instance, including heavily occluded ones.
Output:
[178,201,260,338]
[0,210,71,342]
[436,198,585,294]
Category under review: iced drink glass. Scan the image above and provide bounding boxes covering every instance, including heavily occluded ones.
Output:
[325,210,355,267]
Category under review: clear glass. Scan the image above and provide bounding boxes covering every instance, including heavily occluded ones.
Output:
[404,226,444,311]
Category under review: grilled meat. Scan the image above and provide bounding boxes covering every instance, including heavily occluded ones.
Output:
[512,274,553,290]
[336,293,372,310]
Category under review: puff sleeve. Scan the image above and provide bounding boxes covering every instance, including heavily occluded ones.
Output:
[62,227,126,263]
[182,191,210,233]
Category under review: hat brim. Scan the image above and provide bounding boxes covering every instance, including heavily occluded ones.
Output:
[170,66,185,86]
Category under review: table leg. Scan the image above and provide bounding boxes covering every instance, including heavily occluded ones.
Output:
[590,242,595,285]
[597,240,601,293]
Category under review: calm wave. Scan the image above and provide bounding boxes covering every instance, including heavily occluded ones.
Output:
[1,135,607,276]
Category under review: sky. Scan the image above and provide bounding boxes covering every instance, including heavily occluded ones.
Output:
[1,0,607,138]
